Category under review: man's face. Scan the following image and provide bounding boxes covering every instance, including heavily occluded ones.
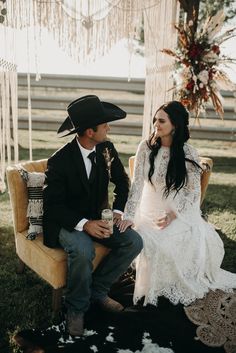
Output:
[91,123,110,143]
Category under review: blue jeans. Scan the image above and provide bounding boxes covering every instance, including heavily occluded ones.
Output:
[59,225,143,314]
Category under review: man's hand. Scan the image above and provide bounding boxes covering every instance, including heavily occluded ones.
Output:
[83,220,111,239]
[113,212,122,225]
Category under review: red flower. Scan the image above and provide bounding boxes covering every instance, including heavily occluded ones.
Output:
[199,86,208,100]
[182,59,190,67]
[208,69,213,80]
[186,80,195,91]
[212,45,220,55]
[188,43,204,59]
[181,98,191,107]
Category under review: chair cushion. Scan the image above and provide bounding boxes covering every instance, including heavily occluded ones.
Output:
[18,168,45,240]
[16,231,110,289]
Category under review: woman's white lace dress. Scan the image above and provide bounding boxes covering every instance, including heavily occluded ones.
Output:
[124,140,236,306]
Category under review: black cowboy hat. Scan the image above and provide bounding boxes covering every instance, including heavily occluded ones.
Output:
[57,95,126,136]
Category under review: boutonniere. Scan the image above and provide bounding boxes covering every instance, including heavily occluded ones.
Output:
[103,147,114,179]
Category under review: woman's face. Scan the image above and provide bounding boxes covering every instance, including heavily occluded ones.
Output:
[153,109,175,139]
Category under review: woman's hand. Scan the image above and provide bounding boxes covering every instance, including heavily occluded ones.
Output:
[156,211,176,229]
[116,219,134,233]
[113,212,122,225]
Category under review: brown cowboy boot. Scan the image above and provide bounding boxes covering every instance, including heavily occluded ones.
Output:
[66,312,84,336]
[96,296,124,312]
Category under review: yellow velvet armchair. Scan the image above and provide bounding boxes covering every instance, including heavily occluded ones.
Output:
[6,159,109,313]
[6,155,212,314]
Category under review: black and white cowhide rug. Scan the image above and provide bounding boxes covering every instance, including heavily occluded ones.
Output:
[14,270,226,353]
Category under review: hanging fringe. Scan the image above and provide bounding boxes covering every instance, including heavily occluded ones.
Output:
[9,71,19,163]
[142,0,179,139]
[0,64,18,193]
[0,0,18,193]
[1,0,179,168]
[5,0,146,64]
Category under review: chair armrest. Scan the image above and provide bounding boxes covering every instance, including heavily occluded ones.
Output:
[200,157,213,205]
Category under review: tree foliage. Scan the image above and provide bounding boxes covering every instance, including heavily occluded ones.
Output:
[199,0,236,24]
[139,0,236,46]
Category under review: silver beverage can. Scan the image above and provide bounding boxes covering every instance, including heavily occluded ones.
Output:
[101,209,113,233]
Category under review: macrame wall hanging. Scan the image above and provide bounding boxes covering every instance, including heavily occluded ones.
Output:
[1,0,179,186]
[0,2,18,194]
[0,61,18,192]
[4,0,145,63]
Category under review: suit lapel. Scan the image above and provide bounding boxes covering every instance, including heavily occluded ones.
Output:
[96,145,109,204]
[96,149,105,184]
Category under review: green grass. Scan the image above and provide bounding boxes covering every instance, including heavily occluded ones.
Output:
[0,130,236,352]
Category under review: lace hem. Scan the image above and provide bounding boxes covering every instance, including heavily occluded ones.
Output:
[134,284,235,307]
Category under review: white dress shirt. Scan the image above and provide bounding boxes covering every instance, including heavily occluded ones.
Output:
[74,140,122,232]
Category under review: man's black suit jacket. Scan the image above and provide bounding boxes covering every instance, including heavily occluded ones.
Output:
[43,137,129,248]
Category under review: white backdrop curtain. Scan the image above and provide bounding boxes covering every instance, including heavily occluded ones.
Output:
[4,0,143,63]
[142,0,179,139]
[0,13,18,192]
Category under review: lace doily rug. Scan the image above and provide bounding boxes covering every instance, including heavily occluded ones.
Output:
[184,289,236,353]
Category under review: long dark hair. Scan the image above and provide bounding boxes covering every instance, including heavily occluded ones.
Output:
[147,101,201,197]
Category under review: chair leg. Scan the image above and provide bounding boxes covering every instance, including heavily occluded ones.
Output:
[16,258,25,274]
[52,288,63,314]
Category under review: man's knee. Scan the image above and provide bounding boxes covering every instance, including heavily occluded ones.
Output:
[74,243,95,263]
[123,229,143,254]
[59,228,95,262]
[132,231,143,254]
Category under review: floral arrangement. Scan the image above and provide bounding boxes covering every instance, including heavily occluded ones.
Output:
[162,10,236,119]
[103,147,114,179]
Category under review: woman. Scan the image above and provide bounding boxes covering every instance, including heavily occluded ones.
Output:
[118,101,236,306]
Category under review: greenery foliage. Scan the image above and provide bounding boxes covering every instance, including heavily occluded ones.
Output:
[139,0,236,46]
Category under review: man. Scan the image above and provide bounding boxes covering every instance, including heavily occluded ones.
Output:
[43,95,143,336]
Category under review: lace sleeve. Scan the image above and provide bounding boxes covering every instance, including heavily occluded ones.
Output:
[171,145,202,224]
[123,140,147,221]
